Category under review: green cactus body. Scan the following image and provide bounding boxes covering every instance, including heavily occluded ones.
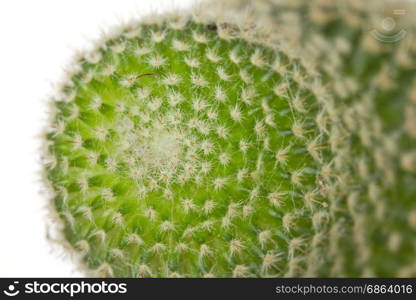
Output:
[209,0,416,276]
[45,14,331,277]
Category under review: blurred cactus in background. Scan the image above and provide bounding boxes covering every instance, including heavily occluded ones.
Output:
[43,0,416,277]
[206,0,416,277]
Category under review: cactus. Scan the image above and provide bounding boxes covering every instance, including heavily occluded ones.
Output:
[43,1,416,277]
[206,0,416,276]
[43,11,334,277]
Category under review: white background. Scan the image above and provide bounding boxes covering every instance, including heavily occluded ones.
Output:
[0,0,195,277]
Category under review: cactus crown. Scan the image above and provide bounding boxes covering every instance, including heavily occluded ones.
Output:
[45,12,332,277]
